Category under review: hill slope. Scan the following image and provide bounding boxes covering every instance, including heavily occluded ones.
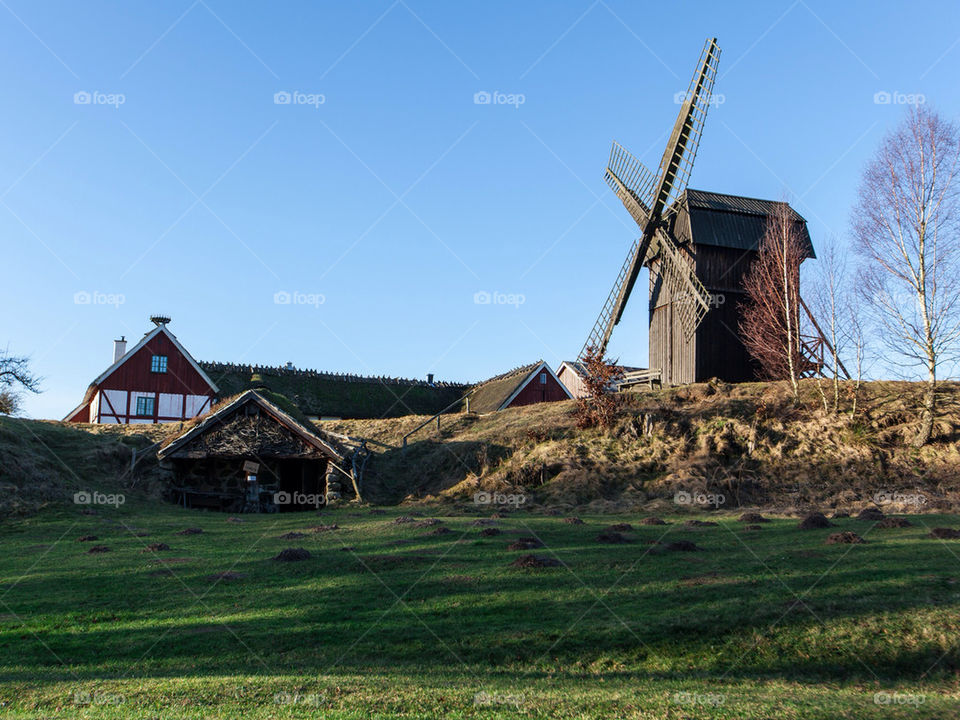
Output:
[326,380,960,512]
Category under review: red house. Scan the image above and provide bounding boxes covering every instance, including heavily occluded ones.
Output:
[465,360,572,413]
[63,317,218,424]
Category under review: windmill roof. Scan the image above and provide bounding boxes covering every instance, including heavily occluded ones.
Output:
[674,189,815,257]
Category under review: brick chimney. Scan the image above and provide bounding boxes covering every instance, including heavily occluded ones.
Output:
[113,336,127,363]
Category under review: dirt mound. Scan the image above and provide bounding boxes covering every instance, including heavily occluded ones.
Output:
[479,528,502,537]
[77,535,98,542]
[279,532,306,539]
[798,513,835,530]
[562,517,584,525]
[929,527,960,539]
[744,524,763,531]
[606,523,633,532]
[471,519,497,526]
[857,507,886,521]
[508,537,543,550]
[273,548,312,562]
[178,527,204,535]
[596,531,630,544]
[832,510,851,519]
[310,524,339,533]
[876,517,913,529]
[685,519,718,527]
[87,545,110,554]
[640,517,667,525]
[511,554,561,569]
[394,516,417,524]
[663,540,702,552]
[825,532,867,545]
[425,526,451,536]
[143,543,171,552]
[738,513,770,523]
[413,519,443,528]
[206,572,245,581]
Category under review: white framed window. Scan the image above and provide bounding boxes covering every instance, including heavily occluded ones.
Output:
[151,355,168,373]
[136,396,155,416]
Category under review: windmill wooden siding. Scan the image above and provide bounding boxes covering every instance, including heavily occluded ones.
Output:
[648,190,814,384]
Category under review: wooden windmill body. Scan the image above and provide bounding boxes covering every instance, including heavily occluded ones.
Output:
[580,38,840,385]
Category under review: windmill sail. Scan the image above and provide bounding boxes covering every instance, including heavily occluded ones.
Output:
[580,38,720,360]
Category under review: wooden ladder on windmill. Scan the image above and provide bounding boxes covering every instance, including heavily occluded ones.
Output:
[579,38,721,363]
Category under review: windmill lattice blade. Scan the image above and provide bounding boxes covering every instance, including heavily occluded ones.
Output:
[604,141,656,227]
[579,238,642,360]
[652,227,710,340]
[655,38,721,217]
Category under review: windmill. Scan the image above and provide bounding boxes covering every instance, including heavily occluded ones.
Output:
[580,38,721,363]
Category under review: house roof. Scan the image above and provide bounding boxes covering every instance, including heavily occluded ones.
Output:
[63,324,218,420]
[558,360,645,378]
[200,361,468,419]
[670,189,815,258]
[157,389,344,462]
[466,361,570,414]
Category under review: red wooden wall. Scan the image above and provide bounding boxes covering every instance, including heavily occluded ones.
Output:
[99,332,213,396]
[504,369,570,409]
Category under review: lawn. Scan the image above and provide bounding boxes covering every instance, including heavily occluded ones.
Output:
[0,501,958,718]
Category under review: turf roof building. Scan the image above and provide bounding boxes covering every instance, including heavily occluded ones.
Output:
[63,317,218,424]
[465,361,572,414]
[157,389,349,512]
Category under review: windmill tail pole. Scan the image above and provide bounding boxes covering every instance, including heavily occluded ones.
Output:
[800,297,851,380]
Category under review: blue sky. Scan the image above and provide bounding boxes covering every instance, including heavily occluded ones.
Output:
[3,0,958,419]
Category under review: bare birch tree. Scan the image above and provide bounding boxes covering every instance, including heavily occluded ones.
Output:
[740,201,807,402]
[853,107,960,446]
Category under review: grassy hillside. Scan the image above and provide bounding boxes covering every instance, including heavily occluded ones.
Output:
[0,418,166,517]
[326,380,960,510]
[1,502,959,718]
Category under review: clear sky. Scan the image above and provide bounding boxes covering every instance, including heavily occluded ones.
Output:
[3,0,959,419]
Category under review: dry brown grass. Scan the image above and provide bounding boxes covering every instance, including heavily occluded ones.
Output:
[328,379,960,512]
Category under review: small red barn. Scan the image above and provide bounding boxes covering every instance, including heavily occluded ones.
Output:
[466,360,572,414]
[64,317,218,424]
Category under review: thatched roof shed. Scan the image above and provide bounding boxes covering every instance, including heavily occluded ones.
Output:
[158,390,348,512]
[465,361,571,414]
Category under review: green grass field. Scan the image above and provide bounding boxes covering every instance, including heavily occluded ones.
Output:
[1,501,959,718]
